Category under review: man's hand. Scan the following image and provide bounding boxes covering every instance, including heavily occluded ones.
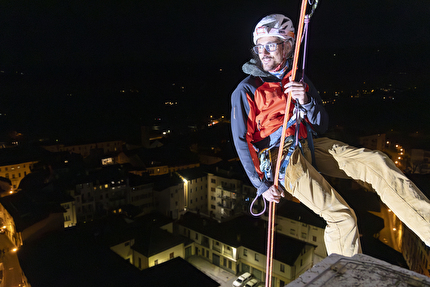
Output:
[284,78,309,105]
[262,185,285,203]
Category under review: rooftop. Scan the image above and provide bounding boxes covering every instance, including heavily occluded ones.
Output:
[287,253,430,287]
[178,213,312,265]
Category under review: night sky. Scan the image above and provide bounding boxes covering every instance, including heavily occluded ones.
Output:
[1,0,429,141]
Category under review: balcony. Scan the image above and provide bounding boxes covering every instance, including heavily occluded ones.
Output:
[217,202,234,210]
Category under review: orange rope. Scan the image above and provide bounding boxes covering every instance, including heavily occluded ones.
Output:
[265,1,308,286]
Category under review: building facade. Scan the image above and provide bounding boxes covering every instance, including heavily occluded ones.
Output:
[0,161,38,192]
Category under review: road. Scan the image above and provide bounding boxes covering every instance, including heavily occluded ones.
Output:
[188,256,237,287]
[0,233,24,287]
[369,202,402,252]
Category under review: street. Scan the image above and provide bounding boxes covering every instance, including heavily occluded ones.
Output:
[369,202,403,252]
[0,233,23,287]
[188,256,237,287]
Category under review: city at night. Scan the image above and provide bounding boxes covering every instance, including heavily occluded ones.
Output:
[0,1,430,286]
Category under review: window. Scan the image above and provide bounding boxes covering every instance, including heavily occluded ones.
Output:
[211,179,216,184]
[195,233,199,240]
[301,232,307,239]
[255,254,259,262]
[170,252,174,259]
[280,264,285,273]
[211,205,216,209]
[290,229,296,235]
[154,259,158,265]
[243,249,248,257]
[312,236,317,242]
[211,187,215,192]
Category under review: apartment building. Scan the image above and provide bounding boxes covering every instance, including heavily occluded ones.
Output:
[70,165,129,222]
[402,225,430,276]
[176,168,208,215]
[153,173,186,220]
[109,213,188,270]
[176,212,316,286]
[275,201,327,263]
[206,163,253,221]
[42,140,124,158]
[0,161,37,192]
[128,174,156,216]
[359,133,387,151]
[411,149,430,174]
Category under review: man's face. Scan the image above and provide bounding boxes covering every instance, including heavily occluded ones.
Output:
[256,36,292,72]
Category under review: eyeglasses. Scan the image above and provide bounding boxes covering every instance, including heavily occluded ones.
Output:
[252,41,285,54]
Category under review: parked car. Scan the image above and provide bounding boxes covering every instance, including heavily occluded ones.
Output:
[245,278,259,287]
[233,272,252,287]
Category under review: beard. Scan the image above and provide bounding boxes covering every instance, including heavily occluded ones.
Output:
[261,56,285,72]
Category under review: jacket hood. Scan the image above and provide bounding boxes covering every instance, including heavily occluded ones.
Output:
[242,58,292,81]
[242,59,274,78]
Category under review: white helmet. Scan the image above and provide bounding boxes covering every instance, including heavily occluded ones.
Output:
[253,14,295,45]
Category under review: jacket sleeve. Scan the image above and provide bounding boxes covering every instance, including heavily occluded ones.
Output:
[231,81,272,196]
[301,76,329,134]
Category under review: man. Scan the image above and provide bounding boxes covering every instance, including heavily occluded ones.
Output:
[231,14,430,257]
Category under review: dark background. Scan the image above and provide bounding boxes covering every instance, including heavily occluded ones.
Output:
[1,0,429,143]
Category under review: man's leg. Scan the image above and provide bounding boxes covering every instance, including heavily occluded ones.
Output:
[315,137,430,246]
[283,147,361,256]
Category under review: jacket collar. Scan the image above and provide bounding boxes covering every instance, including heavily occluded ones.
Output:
[242,58,292,82]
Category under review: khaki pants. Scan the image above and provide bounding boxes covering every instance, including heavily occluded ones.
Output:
[277,137,430,257]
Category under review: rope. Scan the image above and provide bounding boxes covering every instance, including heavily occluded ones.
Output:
[265,0,310,286]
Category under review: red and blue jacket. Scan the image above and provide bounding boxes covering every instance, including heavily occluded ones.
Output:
[231,59,329,195]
